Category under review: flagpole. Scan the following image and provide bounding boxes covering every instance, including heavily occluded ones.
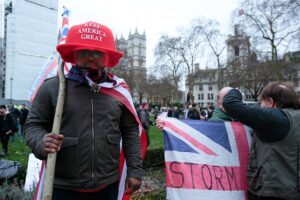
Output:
[42,60,66,200]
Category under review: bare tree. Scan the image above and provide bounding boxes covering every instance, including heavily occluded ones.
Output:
[226,55,299,101]
[192,17,227,89]
[234,0,300,80]
[228,61,270,101]
[154,35,183,101]
[109,58,147,104]
[146,73,180,105]
[177,26,205,103]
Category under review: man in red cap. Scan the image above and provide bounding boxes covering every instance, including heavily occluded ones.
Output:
[25,21,143,200]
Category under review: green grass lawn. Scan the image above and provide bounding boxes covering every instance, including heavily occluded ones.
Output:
[2,125,165,199]
[4,124,163,162]
[148,125,163,150]
[5,138,31,168]
[3,124,164,179]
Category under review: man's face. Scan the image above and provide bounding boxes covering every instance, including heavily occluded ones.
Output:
[75,50,105,71]
[217,94,225,112]
[0,108,6,115]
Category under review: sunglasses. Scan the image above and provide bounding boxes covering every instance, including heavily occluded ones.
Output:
[76,50,103,58]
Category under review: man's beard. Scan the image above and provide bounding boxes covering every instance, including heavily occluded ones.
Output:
[78,66,105,82]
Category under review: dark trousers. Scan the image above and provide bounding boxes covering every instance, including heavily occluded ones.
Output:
[0,133,9,153]
[53,181,119,200]
[142,126,150,147]
[248,191,287,200]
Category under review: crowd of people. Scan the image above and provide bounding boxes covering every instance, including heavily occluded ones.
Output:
[0,104,29,156]
[149,103,214,121]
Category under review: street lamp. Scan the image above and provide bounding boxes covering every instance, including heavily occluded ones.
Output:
[10,77,13,104]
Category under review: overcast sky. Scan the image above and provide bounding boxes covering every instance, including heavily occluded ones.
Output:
[58,0,240,68]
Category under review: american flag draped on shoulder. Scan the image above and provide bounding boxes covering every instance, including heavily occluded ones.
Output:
[99,74,148,200]
[160,117,252,200]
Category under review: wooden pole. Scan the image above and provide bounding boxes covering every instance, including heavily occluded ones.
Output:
[42,60,66,200]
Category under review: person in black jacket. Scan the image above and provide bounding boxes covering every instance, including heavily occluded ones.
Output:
[207,104,214,120]
[187,103,200,120]
[7,104,21,142]
[19,104,29,138]
[222,82,300,200]
[0,105,15,156]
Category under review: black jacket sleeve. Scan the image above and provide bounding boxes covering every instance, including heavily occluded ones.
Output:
[24,80,56,160]
[120,105,143,179]
[222,89,290,142]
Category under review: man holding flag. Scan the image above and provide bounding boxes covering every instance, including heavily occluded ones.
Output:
[25,21,146,200]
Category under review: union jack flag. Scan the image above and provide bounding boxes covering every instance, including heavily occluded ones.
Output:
[161,117,252,200]
[59,6,70,44]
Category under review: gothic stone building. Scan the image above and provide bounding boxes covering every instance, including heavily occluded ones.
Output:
[114,28,147,104]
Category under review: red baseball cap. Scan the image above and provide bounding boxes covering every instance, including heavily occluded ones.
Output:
[56,21,123,68]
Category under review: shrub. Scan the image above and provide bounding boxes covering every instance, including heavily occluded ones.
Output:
[142,190,166,199]
[143,148,164,169]
[0,180,34,200]
[14,165,27,183]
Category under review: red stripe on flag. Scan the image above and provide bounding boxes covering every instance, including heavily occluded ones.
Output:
[165,162,243,190]
[100,87,149,152]
[62,18,69,26]
[120,82,130,90]
[231,122,249,199]
[118,150,130,200]
[164,121,217,156]
[64,63,70,73]
[33,161,45,200]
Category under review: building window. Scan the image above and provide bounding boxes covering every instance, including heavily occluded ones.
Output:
[208,85,212,91]
[199,84,203,91]
[234,45,239,56]
[208,93,214,100]
[245,94,253,100]
[198,93,204,100]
